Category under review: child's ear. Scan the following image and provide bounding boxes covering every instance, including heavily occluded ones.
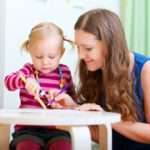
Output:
[61,48,65,55]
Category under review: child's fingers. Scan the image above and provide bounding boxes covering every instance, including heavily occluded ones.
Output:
[25,78,40,95]
[19,73,26,83]
[26,84,37,95]
[48,89,59,99]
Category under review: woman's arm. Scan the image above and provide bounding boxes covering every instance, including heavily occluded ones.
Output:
[112,121,150,143]
[142,61,150,123]
[112,61,150,143]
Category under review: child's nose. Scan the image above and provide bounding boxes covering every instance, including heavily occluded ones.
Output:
[42,58,49,64]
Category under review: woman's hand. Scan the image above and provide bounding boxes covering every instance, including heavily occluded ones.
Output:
[47,89,77,109]
[54,93,77,108]
[75,103,103,111]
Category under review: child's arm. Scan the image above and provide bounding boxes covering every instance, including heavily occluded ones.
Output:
[52,65,78,108]
[19,74,47,109]
[4,63,33,91]
[63,65,77,102]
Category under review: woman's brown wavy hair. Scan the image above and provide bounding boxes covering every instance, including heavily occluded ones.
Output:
[74,9,137,121]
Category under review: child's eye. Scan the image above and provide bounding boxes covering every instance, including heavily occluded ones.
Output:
[48,56,55,59]
[36,56,43,59]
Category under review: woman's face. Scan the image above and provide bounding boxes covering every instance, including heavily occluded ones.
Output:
[75,30,107,71]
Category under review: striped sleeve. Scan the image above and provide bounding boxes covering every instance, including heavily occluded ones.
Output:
[60,64,73,83]
[4,63,33,91]
[61,64,77,102]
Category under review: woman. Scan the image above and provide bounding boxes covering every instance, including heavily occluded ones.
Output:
[73,8,150,150]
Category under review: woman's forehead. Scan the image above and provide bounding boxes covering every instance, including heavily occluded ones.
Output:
[75,30,98,45]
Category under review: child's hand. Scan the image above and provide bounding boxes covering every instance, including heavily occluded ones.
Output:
[45,89,63,109]
[25,78,40,96]
[75,103,103,111]
[47,89,60,100]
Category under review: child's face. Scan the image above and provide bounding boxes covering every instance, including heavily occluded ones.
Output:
[75,30,107,71]
[29,37,63,74]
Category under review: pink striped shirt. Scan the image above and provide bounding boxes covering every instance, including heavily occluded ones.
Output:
[5,63,76,130]
[5,63,75,108]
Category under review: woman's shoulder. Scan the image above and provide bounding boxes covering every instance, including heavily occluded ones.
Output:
[133,52,150,65]
[141,60,150,77]
[132,52,150,78]
[132,52,150,72]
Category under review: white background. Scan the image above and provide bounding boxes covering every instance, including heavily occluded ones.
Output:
[0,0,120,108]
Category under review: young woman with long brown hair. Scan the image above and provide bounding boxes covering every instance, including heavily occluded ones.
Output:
[73,8,150,150]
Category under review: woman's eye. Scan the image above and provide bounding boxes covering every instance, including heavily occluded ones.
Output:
[86,48,92,51]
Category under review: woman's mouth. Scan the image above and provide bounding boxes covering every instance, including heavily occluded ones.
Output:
[84,60,93,65]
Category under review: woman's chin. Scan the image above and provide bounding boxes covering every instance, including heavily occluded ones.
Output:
[87,66,99,72]
[86,64,102,72]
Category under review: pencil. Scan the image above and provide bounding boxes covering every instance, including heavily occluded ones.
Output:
[47,84,70,106]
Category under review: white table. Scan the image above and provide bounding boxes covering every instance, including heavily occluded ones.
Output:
[0,109,120,150]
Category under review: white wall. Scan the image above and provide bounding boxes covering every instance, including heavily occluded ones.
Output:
[0,0,6,108]
[1,0,120,108]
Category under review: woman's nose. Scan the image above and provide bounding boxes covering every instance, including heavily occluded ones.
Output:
[79,49,86,59]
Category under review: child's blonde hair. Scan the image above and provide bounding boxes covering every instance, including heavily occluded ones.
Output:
[22,22,72,53]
